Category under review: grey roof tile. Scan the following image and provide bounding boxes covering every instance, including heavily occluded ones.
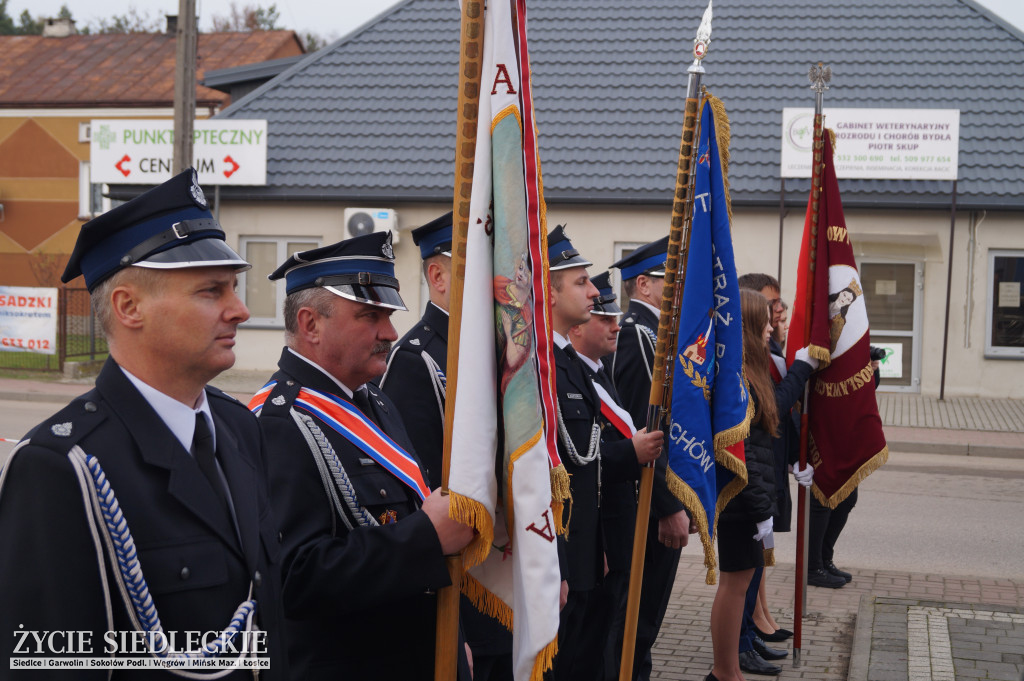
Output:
[219,0,1024,209]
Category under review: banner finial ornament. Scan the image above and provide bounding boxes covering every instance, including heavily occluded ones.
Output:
[693,0,713,63]
[808,62,832,94]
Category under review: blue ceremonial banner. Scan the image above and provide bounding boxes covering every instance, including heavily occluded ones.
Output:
[667,96,751,584]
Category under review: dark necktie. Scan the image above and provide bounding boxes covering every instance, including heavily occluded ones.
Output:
[353,387,378,425]
[193,413,228,508]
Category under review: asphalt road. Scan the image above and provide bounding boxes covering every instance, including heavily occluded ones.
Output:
[1,398,1022,581]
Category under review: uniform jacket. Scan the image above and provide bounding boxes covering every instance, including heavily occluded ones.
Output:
[607,300,687,521]
[257,348,451,680]
[380,304,510,660]
[584,363,639,574]
[554,344,639,593]
[380,302,449,484]
[0,358,286,680]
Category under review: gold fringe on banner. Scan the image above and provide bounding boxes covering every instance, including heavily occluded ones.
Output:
[763,547,775,567]
[461,572,513,631]
[667,469,718,584]
[550,463,571,536]
[529,637,558,681]
[705,93,733,227]
[809,343,832,369]
[812,445,889,509]
[450,491,494,569]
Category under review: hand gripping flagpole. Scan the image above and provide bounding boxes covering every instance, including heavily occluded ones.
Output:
[793,61,831,669]
[619,3,712,679]
[435,2,485,679]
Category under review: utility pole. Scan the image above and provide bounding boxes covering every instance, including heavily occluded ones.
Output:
[172,0,197,174]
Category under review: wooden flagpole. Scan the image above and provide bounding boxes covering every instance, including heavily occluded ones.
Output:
[793,61,831,668]
[618,3,712,679]
[435,2,485,679]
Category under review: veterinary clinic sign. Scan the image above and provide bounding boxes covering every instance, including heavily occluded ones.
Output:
[0,287,57,355]
[781,108,959,180]
[90,120,267,185]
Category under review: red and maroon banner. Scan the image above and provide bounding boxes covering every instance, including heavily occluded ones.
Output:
[786,130,888,508]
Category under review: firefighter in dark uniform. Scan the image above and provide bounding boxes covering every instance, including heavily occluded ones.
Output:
[380,212,514,681]
[547,228,663,681]
[380,211,453,483]
[565,271,641,680]
[609,237,695,681]
[0,168,287,678]
[251,232,474,680]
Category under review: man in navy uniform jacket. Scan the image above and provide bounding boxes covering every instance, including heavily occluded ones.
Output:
[252,232,474,680]
[380,212,513,680]
[0,168,286,678]
[547,228,663,681]
[610,237,695,680]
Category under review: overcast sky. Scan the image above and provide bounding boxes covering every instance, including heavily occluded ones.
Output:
[7,0,1024,42]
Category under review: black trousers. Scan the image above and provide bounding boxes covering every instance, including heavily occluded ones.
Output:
[808,487,858,570]
[551,588,606,681]
[632,516,682,681]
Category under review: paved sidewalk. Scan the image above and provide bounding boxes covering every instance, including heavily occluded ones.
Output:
[1,372,1021,680]
[651,555,1024,681]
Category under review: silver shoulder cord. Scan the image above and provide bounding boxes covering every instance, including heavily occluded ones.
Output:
[555,398,600,467]
[290,410,378,531]
[0,443,259,679]
[638,324,656,380]
[420,350,446,423]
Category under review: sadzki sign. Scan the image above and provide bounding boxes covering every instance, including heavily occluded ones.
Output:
[90,120,267,186]
[0,287,58,355]
[780,108,960,181]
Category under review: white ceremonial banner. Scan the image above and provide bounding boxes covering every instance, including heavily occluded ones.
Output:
[90,120,267,186]
[781,108,959,180]
[0,286,58,355]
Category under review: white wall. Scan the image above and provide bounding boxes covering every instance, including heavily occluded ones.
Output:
[220,198,1024,397]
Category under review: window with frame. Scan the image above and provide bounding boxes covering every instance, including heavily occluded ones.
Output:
[78,161,123,220]
[985,249,1024,359]
[240,237,320,327]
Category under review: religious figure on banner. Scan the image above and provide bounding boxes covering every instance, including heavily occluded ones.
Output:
[828,279,862,352]
[495,250,534,393]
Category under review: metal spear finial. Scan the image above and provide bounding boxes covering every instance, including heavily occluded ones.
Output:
[693,0,712,62]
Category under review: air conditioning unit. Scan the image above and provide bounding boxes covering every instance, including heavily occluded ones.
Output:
[343,208,398,243]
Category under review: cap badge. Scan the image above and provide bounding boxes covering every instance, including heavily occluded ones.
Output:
[51,422,73,437]
[381,241,394,259]
[189,170,208,209]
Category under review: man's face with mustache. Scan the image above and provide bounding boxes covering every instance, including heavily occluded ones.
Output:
[316,295,398,389]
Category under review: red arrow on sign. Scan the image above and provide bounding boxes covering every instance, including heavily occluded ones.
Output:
[223,155,240,178]
[115,155,131,177]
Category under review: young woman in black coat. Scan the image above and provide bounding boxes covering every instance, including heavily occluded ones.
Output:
[707,289,820,680]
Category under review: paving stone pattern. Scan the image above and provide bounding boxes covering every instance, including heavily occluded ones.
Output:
[651,554,1024,680]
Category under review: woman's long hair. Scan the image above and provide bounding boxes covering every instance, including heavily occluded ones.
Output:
[741,289,779,434]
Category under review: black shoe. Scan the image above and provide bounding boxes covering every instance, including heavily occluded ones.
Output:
[754,625,793,642]
[825,560,853,583]
[752,636,788,660]
[704,674,720,681]
[808,567,846,588]
[738,650,781,676]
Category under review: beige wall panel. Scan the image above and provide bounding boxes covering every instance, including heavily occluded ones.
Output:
[221,198,1024,396]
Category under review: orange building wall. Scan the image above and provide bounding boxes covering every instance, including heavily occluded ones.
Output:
[0,117,84,287]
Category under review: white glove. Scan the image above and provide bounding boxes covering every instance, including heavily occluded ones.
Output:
[791,462,814,487]
[794,346,820,370]
[752,517,773,542]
